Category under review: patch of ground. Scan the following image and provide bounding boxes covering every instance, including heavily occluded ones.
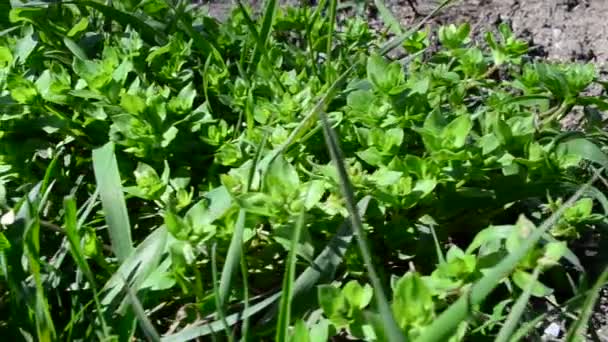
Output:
[392,0,608,68]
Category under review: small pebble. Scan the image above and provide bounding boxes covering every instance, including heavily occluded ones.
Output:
[544,322,561,338]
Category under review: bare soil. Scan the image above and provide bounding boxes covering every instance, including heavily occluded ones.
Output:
[386,0,608,68]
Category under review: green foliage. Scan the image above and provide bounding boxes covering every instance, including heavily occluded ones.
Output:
[1,1,608,341]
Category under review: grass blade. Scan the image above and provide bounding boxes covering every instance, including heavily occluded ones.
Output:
[275,207,307,342]
[379,0,456,56]
[92,142,133,262]
[248,0,278,72]
[318,110,404,342]
[218,127,269,310]
[63,196,110,337]
[325,0,337,83]
[24,204,56,341]
[495,266,541,342]
[565,266,608,341]
[373,0,403,35]
[100,227,169,308]
[417,172,601,342]
[213,243,234,341]
[122,277,161,342]
[218,209,246,307]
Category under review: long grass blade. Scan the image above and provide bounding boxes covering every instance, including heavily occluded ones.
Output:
[495,266,541,342]
[92,142,133,262]
[120,275,161,342]
[218,210,246,308]
[318,110,404,341]
[373,0,403,35]
[379,0,456,56]
[248,0,278,71]
[63,196,110,337]
[325,0,337,83]
[100,227,169,308]
[24,205,57,342]
[417,172,601,342]
[212,243,234,341]
[564,266,608,341]
[276,206,307,342]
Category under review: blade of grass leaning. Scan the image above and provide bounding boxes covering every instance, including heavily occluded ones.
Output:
[92,142,133,262]
[120,274,161,342]
[373,0,403,35]
[218,129,270,308]
[379,0,456,56]
[318,110,404,342]
[325,0,337,83]
[495,266,542,342]
[162,197,371,341]
[218,210,246,308]
[509,312,546,342]
[235,0,286,93]
[100,226,169,308]
[305,0,328,78]
[417,172,601,342]
[238,132,271,340]
[247,0,278,72]
[23,202,57,341]
[212,243,234,342]
[276,204,308,342]
[239,248,251,340]
[564,266,608,342]
[63,196,110,337]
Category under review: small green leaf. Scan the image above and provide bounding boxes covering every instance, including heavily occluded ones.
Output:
[343,281,373,311]
[512,270,553,297]
[318,285,348,326]
[442,115,472,149]
[168,82,197,114]
[68,18,89,37]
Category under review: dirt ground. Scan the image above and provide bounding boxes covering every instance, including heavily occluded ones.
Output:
[400,0,608,68]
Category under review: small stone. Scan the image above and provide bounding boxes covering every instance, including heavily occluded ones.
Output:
[544,322,561,338]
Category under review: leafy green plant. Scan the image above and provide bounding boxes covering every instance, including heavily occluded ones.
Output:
[1,0,608,341]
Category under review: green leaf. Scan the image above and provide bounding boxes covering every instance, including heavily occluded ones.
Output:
[556,138,608,168]
[442,115,472,149]
[120,93,147,115]
[392,272,434,332]
[343,280,373,311]
[512,270,552,297]
[366,53,404,94]
[92,142,133,262]
[67,17,89,37]
[318,285,348,326]
[168,82,196,114]
[290,320,310,342]
[264,155,300,198]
